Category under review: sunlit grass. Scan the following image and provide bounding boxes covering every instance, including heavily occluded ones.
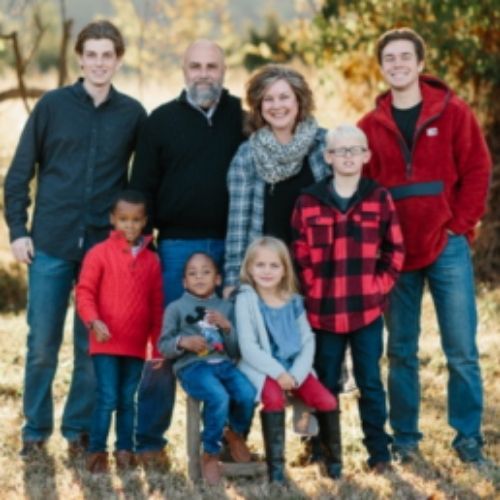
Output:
[0,289,498,499]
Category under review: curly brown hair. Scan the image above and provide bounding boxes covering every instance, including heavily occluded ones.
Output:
[245,64,315,133]
[75,20,125,57]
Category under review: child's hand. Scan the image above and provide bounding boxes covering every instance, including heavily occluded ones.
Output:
[205,310,231,333]
[179,335,208,354]
[150,359,164,370]
[277,372,297,391]
[91,320,111,342]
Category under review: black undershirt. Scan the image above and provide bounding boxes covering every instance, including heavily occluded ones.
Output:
[330,183,352,213]
[392,102,422,150]
[263,158,315,246]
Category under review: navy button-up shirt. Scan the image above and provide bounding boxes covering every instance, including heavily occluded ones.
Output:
[4,79,146,261]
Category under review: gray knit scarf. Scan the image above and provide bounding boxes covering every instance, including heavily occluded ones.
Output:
[250,117,318,185]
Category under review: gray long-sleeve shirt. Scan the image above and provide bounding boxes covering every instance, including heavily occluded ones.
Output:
[4,79,146,261]
[158,292,239,374]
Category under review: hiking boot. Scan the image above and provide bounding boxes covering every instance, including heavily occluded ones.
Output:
[201,452,222,486]
[86,452,109,473]
[136,449,171,470]
[223,428,251,463]
[113,450,138,470]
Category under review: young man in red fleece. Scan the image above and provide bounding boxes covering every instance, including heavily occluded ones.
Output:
[76,190,163,473]
[358,27,491,465]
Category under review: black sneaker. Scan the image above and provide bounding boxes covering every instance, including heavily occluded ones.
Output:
[392,444,421,464]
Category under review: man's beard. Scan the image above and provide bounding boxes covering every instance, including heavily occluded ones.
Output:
[187,80,222,109]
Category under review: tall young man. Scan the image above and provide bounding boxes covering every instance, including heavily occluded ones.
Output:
[359,27,491,465]
[4,20,146,457]
[129,39,245,468]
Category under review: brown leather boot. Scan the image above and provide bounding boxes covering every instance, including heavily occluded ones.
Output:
[201,452,222,486]
[136,449,171,470]
[113,450,138,470]
[86,452,109,473]
[223,428,252,463]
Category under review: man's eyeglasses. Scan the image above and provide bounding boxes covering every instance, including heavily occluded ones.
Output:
[326,146,367,157]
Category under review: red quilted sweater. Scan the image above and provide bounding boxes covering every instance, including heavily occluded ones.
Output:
[76,230,164,358]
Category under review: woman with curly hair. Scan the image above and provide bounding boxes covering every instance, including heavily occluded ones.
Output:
[223,64,330,296]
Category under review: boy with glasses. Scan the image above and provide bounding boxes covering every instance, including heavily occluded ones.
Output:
[291,124,404,475]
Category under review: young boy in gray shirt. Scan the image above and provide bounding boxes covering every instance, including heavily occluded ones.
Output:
[158,252,256,486]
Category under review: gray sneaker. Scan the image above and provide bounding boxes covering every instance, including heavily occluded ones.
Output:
[392,444,421,464]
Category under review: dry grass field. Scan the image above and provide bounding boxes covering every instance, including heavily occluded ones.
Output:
[0,289,498,500]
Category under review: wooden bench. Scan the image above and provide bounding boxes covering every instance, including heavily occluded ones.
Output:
[185,395,267,482]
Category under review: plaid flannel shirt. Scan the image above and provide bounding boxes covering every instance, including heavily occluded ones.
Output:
[291,177,404,334]
[224,127,331,287]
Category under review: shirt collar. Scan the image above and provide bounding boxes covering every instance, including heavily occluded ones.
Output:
[73,78,117,105]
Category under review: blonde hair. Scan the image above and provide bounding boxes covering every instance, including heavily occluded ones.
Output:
[326,124,368,148]
[240,236,297,296]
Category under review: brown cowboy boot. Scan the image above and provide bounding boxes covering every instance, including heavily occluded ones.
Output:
[86,452,109,473]
[201,452,222,486]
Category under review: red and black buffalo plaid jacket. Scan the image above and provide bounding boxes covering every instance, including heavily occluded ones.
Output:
[291,177,404,334]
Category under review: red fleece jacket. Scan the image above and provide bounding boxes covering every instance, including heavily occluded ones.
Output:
[359,75,491,271]
[76,231,164,359]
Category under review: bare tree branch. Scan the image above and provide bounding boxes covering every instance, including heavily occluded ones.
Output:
[57,0,72,87]
[0,87,45,101]
[21,12,46,72]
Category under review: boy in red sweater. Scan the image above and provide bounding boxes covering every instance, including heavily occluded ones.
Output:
[76,190,163,473]
[292,124,404,475]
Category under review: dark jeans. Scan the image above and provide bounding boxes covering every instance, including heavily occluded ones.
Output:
[23,250,95,442]
[136,238,225,452]
[89,354,144,453]
[178,360,256,454]
[315,317,391,466]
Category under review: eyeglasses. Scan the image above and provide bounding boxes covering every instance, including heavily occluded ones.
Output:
[326,146,367,157]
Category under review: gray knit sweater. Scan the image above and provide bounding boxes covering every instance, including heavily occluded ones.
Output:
[158,292,238,374]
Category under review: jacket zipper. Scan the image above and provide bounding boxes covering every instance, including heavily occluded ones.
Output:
[403,114,440,178]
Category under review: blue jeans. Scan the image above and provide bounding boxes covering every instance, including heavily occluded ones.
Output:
[178,360,256,454]
[23,250,95,442]
[315,317,391,466]
[386,234,483,450]
[136,238,225,452]
[89,355,144,452]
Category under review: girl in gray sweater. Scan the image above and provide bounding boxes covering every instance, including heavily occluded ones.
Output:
[235,237,339,484]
